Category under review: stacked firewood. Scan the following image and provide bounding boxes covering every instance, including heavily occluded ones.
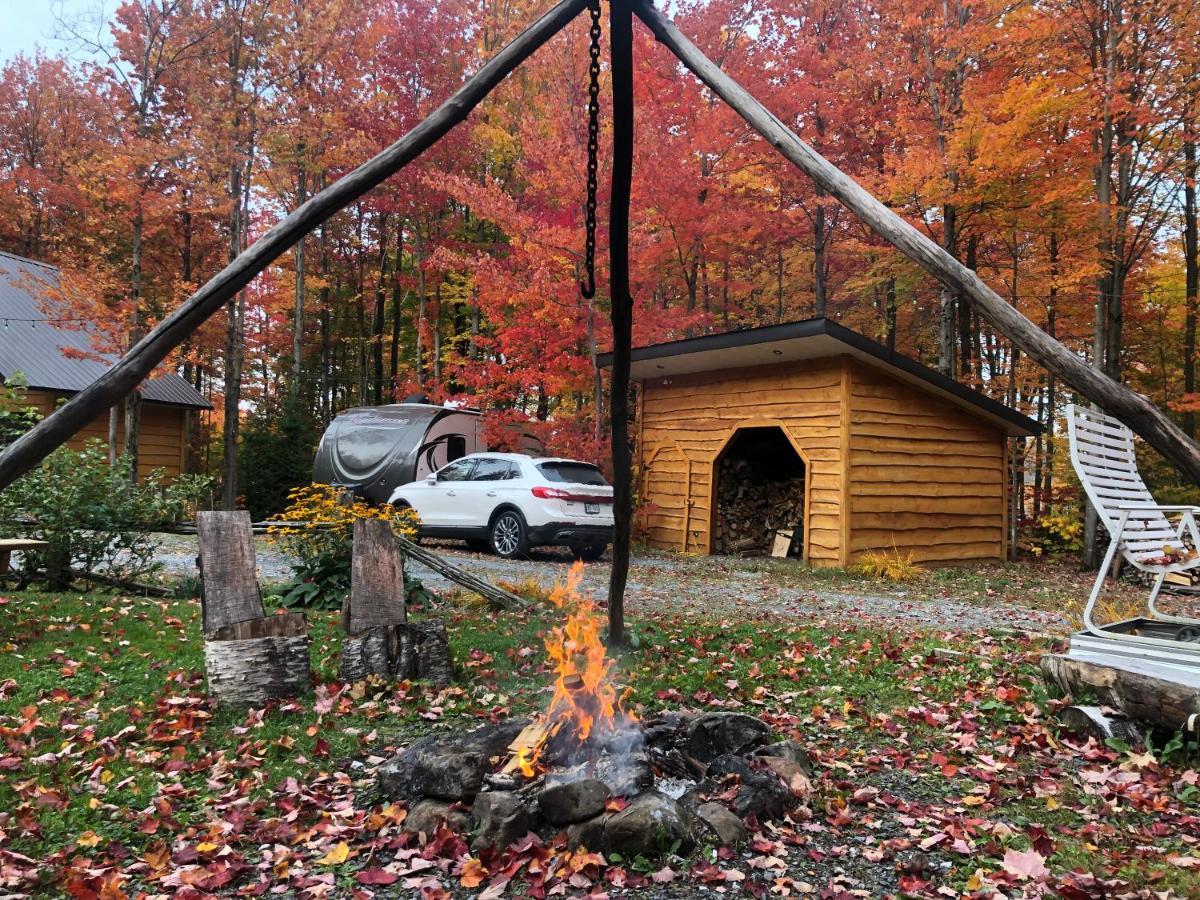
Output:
[714,457,805,556]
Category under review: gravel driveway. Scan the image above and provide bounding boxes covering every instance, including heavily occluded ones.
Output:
[148,534,1069,634]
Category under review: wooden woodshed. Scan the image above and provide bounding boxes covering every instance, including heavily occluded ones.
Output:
[604,318,1039,567]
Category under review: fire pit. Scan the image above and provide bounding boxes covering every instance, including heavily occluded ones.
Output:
[377,565,812,857]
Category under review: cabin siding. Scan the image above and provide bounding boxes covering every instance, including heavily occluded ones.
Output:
[635,355,1011,566]
[845,362,1006,564]
[637,358,845,565]
[25,389,189,478]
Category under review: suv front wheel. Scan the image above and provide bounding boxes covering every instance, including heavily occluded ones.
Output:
[490,509,530,559]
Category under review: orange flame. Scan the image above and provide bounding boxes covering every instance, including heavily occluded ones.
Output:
[508,562,633,778]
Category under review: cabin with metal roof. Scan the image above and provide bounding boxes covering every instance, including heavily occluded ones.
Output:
[601,318,1039,567]
[0,251,210,477]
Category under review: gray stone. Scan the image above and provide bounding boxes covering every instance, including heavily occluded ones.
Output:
[760,756,813,801]
[471,791,536,851]
[566,813,610,851]
[405,799,470,835]
[377,721,528,803]
[594,751,653,797]
[696,801,746,848]
[706,754,798,820]
[755,739,814,775]
[538,778,610,824]
[599,791,695,858]
[686,712,771,763]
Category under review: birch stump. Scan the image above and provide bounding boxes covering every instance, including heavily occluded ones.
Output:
[204,614,311,705]
[1041,653,1200,732]
[198,511,311,705]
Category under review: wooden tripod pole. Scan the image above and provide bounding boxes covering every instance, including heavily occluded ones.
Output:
[633,0,1200,485]
[607,0,634,646]
[0,0,590,491]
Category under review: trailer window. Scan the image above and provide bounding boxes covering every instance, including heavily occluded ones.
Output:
[537,462,608,485]
[447,434,467,461]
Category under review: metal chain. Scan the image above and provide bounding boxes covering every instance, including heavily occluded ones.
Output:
[579,0,602,300]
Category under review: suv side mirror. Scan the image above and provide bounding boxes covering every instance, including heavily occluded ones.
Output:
[425,473,438,484]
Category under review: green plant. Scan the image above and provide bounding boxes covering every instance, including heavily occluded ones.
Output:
[268,483,420,609]
[0,374,41,449]
[0,440,212,588]
[239,397,317,519]
[1026,506,1085,557]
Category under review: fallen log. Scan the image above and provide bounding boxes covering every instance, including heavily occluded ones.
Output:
[395,535,527,609]
[1041,653,1200,733]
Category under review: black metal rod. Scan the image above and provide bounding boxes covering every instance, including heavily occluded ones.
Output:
[0,0,590,490]
[607,0,634,645]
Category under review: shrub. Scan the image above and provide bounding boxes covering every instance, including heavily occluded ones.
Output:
[0,441,212,588]
[1025,506,1085,557]
[267,483,420,608]
[239,397,317,519]
[852,547,924,582]
[0,375,41,449]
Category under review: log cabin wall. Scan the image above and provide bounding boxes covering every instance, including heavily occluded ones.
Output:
[637,357,845,565]
[25,389,190,478]
[845,361,1007,565]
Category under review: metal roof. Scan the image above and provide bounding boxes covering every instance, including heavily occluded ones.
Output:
[0,251,211,410]
[598,317,1040,437]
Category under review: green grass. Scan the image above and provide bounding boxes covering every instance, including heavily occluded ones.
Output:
[0,583,1196,897]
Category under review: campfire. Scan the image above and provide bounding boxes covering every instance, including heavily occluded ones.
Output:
[377,565,813,857]
[504,563,637,780]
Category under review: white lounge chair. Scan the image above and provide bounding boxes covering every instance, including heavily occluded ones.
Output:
[1066,403,1200,639]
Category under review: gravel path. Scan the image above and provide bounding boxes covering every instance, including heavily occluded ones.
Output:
[148,534,1069,634]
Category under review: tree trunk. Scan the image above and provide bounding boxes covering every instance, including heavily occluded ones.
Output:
[1185,133,1198,438]
[1040,653,1200,733]
[373,216,389,405]
[813,200,827,317]
[390,221,404,394]
[885,277,897,353]
[415,224,426,387]
[292,165,307,395]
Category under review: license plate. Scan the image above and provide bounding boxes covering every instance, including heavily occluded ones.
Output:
[585,503,599,515]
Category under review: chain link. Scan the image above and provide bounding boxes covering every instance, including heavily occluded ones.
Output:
[579,0,602,300]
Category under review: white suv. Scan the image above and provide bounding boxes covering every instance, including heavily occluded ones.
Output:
[387,453,614,560]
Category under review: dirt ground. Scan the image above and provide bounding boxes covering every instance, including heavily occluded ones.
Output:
[146,533,1167,635]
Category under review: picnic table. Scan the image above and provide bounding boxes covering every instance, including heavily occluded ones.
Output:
[0,538,49,573]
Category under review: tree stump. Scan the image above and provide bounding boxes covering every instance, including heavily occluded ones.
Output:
[198,511,265,632]
[339,519,454,685]
[1056,705,1142,744]
[341,519,408,681]
[198,511,310,706]
[204,613,311,705]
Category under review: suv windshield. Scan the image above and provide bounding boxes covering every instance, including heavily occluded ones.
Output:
[537,461,608,486]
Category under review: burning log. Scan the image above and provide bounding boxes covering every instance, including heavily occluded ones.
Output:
[376,565,814,859]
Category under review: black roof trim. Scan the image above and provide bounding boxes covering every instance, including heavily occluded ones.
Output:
[598,317,1040,435]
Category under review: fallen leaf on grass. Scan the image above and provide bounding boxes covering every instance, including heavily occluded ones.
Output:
[317,842,351,866]
[651,865,677,883]
[1002,847,1048,880]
